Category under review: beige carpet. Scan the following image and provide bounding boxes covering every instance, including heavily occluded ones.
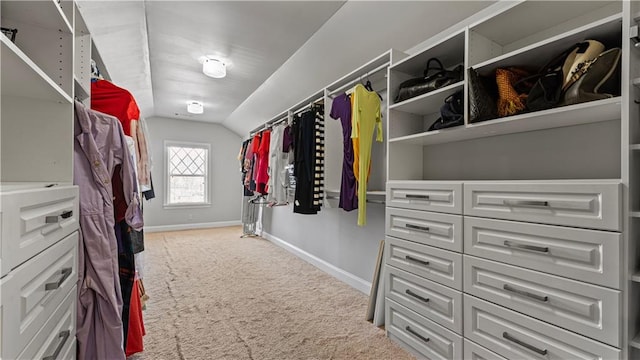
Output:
[128,226,414,360]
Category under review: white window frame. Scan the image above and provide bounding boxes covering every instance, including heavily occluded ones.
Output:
[164,140,211,209]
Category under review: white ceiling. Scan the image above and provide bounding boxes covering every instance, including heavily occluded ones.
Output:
[77,1,496,136]
[77,0,345,122]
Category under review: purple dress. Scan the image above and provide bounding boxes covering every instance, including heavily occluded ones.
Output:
[330,93,357,211]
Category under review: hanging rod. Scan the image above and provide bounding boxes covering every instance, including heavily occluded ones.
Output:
[327,62,389,98]
[249,115,289,137]
[292,96,324,116]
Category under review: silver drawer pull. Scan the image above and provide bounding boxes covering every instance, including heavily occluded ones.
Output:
[503,284,549,302]
[502,332,548,356]
[405,289,430,304]
[405,255,430,267]
[503,240,549,253]
[45,267,72,291]
[406,326,430,343]
[45,210,73,224]
[406,194,429,200]
[42,330,70,360]
[405,223,430,232]
[504,200,549,207]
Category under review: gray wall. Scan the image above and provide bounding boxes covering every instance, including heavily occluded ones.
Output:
[144,116,242,228]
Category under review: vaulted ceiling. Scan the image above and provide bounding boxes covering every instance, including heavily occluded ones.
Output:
[77,1,495,135]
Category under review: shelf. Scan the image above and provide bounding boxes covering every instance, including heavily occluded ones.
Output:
[1,0,73,34]
[632,272,640,282]
[326,51,392,95]
[391,30,465,75]
[74,76,90,101]
[631,212,640,218]
[633,78,640,87]
[632,334,640,350]
[389,81,463,116]
[389,97,621,146]
[631,144,640,151]
[1,35,72,103]
[472,13,622,73]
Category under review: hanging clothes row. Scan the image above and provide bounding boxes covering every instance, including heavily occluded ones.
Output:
[330,82,383,226]
[292,104,325,214]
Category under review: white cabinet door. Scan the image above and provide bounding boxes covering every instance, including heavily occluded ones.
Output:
[386,299,462,360]
[464,216,621,288]
[0,184,78,277]
[464,255,620,347]
[386,207,463,252]
[386,266,462,334]
[1,232,77,360]
[463,180,621,231]
[464,295,620,360]
[387,181,463,214]
[386,236,462,289]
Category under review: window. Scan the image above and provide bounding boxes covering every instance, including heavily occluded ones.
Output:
[165,141,210,207]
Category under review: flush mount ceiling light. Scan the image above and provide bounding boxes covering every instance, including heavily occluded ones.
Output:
[202,57,226,78]
[187,101,204,114]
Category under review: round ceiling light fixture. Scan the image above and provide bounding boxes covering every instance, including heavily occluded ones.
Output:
[187,100,204,114]
[202,57,226,78]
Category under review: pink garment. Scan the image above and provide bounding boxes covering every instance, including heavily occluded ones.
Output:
[255,130,271,194]
[74,101,143,360]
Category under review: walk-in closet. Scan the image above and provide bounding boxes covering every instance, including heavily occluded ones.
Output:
[1,1,639,359]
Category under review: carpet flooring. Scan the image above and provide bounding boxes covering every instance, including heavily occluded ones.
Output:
[128,226,414,360]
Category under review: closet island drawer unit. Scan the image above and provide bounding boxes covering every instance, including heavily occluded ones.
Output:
[386,207,462,252]
[464,256,620,347]
[17,285,77,360]
[0,183,79,277]
[0,231,77,360]
[387,298,463,360]
[386,266,462,333]
[386,236,462,289]
[464,339,508,360]
[463,180,621,231]
[464,295,621,360]
[387,181,463,214]
[464,216,621,288]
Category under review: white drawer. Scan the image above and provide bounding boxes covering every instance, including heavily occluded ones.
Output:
[386,299,462,360]
[387,181,462,214]
[464,216,621,288]
[386,207,462,252]
[18,285,76,360]
[464,295,620,360]
[464,339,507,360]
[386,266,462,334]
[1,231,77,360]
[463,181,621,231]
[0,184,78,277]
[464,255,620,347]
[386,236,462,290]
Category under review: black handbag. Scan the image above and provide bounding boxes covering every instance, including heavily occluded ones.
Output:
[395,58,463,103]
[468,68,498,123]
[428,90,464,131]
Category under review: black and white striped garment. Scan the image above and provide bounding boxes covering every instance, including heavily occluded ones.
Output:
[313,105,325,211]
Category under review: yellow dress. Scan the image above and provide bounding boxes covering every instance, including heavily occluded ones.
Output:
[350,84,382,226]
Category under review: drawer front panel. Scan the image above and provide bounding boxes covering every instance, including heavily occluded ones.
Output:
[464,216,621,288]
[464,339,508,360]
[387,181,462,214]
[386,207,462,252]
[1,185,78,276]
[463,181,621,231]
[386,299,462,360]
[18,286,76,360]
[464,256,620,347]
[386,266,462,333]
[1,231,77,359]
[464,295,620,360]
[386,236,462,289]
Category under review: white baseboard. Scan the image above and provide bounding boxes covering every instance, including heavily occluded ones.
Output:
[145,220,241,233]
[261,231,372,295]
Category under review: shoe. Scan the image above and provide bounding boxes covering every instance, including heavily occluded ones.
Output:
[561,40,605,88]
[559,47,621,107]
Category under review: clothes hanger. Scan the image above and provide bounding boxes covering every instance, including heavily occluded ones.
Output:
[363,73,383,101]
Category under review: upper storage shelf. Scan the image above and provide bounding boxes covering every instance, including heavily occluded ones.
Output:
[469,1,621,67]
[1,0,74,99]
